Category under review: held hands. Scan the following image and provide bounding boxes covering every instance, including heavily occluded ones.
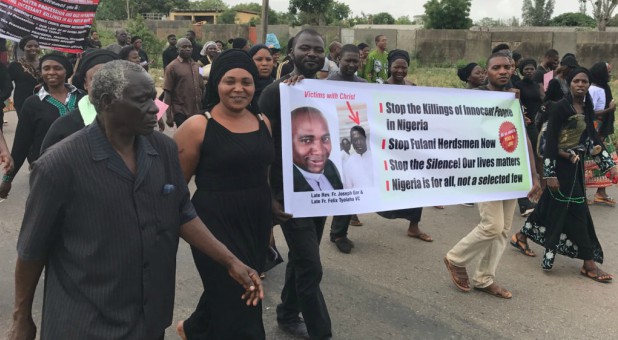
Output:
[271,199,292,225]
[226,260,264,306]
[546,177,560,192]
[7,314,37,340]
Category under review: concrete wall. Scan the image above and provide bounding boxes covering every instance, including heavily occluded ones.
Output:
[96,21,618,66]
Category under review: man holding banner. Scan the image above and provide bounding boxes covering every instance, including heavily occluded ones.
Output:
[444,52,542,299]
[259,28,336,340]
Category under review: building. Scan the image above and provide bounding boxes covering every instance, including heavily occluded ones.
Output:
[168,9,259,24]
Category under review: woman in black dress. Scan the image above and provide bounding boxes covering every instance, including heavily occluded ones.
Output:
[174,49,273,339]
[378,50,433,242]
[8,35,41,117]
[515,68,617,282]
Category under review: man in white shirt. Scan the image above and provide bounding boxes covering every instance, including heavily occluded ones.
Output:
[343,125,373,188]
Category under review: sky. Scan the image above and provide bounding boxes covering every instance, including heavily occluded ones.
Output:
[220,0,583,22]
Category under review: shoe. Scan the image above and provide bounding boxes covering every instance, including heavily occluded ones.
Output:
[520,206,534,217]
[460,203,474,207]
[331,236,354,254]
[278,319,310,339]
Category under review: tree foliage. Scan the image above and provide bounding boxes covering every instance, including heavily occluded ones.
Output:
[395,15,413,25]
[187,0,228,10]
[586,0,618,31]
[423,0,473,29]
[521,0,555,26]
[372,12,395,25]
[550,12,596,27]
[289,0,333,25]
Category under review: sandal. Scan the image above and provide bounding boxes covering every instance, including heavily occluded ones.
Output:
[474,282,513,299]
[443,257,470,292]
[350,220,363,226]
[594,194,616,207]
[580,267,613,283]
[408,231,433,242]
[434,205,445,209]
[510,233,536,257]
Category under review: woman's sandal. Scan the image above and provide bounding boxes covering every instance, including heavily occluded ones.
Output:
[443,257,471,292]
[510,233,536,257]
[408,231,433,242]
[580,267,613,283]
[474,282,513,299]
[594,194,616,207]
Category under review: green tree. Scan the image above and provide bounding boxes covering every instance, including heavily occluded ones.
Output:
[326,1,351,25]
[372,12,395,24]
[587,0,618,31]
[218,9,237,24]
[423,0,472,29]
[521,0,555,26]
[550,12,596,27]
[395,15,413,25]
[128,14,165,67]
[289,0,333,25]
[96,0,129,20]
[187,0,228,10]
[475,17,504,27]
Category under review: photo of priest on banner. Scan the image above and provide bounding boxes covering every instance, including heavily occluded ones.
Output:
[342,125,374,189]
[291,106,345,192]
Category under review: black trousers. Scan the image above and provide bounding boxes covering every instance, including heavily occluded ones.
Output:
[328,215,352,240]
[277,216,332,340]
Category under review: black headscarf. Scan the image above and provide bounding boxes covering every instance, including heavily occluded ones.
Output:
[72,49,120,91]
[387,50,410,77]
[39,52,73,80]
[203,49,260,114]
[589,62,615,136]
[229,37,248,50]
[19,35,37,51]
[566,67,596,127]
[248,44,269,58]
[457,63,478,82]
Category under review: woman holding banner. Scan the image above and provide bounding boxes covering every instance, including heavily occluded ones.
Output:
[174,49,272,339]
[377,49,433,242]
[516,68,617,283]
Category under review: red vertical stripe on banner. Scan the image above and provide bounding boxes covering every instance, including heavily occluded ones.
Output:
[384,160,388,171]
[379,103,383,113]
[386,181,390,191]
[382,139,386,149]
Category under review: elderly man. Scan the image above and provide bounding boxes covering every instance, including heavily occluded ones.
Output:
[343,125,373,189]
[8,60,262,340]
[105,29,130,55]
[164,38,204,128]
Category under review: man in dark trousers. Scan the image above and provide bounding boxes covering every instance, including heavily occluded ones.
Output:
[259,28,338,340]
[162,34,178,70]
[8,60,262,340]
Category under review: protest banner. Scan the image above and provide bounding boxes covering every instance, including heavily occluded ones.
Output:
[0,0,98,53]
[280,80,532,218]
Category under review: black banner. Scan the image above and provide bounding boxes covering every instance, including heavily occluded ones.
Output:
[0,0,99,53]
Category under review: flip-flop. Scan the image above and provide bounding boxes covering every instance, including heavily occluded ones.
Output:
[510,234,536,257]
[580,267,613,283]
[474,283,513,299]
[408,232,433,242]
[443,257,470,292]
[350,220,363,226]
[594,195,616,207]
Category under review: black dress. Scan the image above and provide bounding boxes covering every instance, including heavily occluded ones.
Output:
[8,59,40,115]
[183,112,274,340]
[520,96,615,270]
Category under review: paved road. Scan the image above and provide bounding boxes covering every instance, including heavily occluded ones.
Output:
[1,110,617,339]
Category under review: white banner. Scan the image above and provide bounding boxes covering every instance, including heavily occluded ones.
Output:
[281,80,532,218]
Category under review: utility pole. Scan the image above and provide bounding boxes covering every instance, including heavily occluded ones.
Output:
[261,0,269,44]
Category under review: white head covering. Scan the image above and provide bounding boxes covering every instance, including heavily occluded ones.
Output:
[200,41,217,56]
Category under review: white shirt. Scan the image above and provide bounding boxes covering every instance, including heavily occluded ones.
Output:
[343,149,373,189]
[589,85,606,111]
[321,56,339,78]
[295,165,334,191]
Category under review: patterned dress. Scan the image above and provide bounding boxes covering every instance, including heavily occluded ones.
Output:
[520,96,615,270]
